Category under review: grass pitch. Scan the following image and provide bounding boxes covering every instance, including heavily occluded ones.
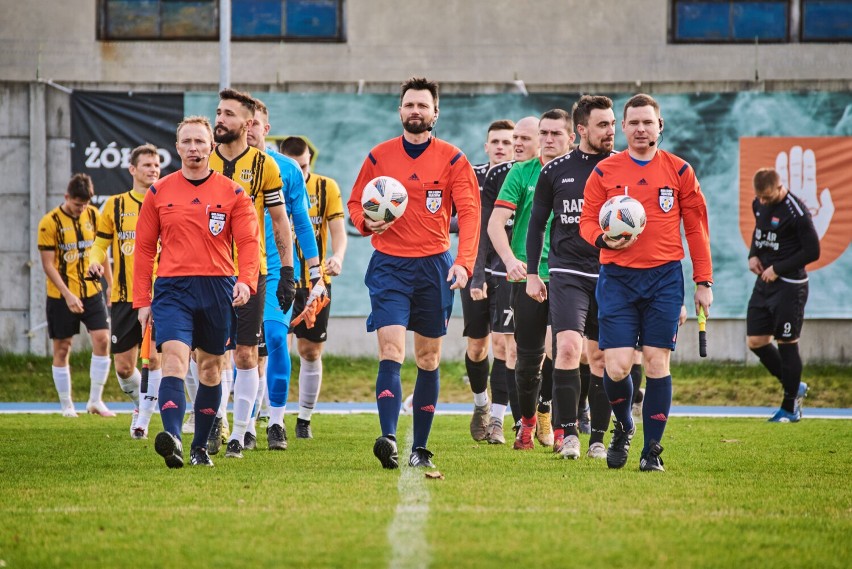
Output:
[1,413,849,568]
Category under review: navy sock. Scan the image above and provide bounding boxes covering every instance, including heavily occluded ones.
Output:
[642,375,672,454]
[192,382,222,449]
[588,374,611,445]
[630,363,644,403]
[778,343,802,413]
[375,360,403,437]
[490,358,508,406]
[578,363,590,410]
[751,343,783,384]
[412,367,440,450]
[603,371,633,432]
[465,353,490,395]
[158,376,186,438]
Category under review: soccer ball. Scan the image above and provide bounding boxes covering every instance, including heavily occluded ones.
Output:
[361,176,408,222]
[599,195,646,240]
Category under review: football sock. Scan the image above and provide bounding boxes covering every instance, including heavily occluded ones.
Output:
[52,365,73,408]
[642,375,672,454]
[553,368,580,437]
[588,373,611,445]
[465,353,490,397]
[186,359,200,405]
[218,368,231,419]
[298,356,323,421]
[506,364,521,425]
[269,404,286,428]
[88,354,111,403]
[603,371,634,432]
[253,358,267,420]
[778,343,803,413]
[117,368,141,408]
[751,343,784,384]
[579,362,591,411]
[491,403,507,423]
[490,358,508,406]
[230,366,259,443]
[630,363,644,403]
[137,369,162,430]
[158,376,186,437]
[192,382,222,448]
[412,367,440,450]
[538,356,553,413]
[376,360,403,437]
[265,319,292,408]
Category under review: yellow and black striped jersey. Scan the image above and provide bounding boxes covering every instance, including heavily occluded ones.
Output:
[37,204,101,299]
[209,145,283,276]
[296,173,344,288]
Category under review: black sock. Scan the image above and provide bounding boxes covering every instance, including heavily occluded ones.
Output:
[553,368,580,437]
[538,356,553,414]
[506,365,521,424]
[465,353,490,396]
[778,343,802,413]
[516,369,541,421]
[751,344,784,384]
[490,358,508,406]
[578,363,590,411]
[630,364,644,403]
[588,374,611,445]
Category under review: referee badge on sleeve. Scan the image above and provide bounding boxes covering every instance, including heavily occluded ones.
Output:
[209,212,226,236]
[658,187,674,213]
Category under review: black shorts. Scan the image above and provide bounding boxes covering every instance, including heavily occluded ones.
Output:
[747,278,809,341]
[549,271,599,341]
[291,282,332,343]
[511,281,550,353]
[46,295,109,340]
[460,282,491,339]
[232,274,267,347]
[110,301,159,354]
[489,276,515,334]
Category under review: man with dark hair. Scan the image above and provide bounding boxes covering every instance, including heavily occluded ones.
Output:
[463,119,514,442]
[207,88,296,458]
[747,167,820,422]
[88,144,163,438]
[526,96,616,459]
[38,173,114,418]
[580,93,713,472]
[347,76,480,470]
[488,109,574,451]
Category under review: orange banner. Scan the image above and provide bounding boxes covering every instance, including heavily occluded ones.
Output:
[739,137,852,271]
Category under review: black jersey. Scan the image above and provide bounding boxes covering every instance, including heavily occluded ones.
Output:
[749,191,820,282]
[450,162,489,235]
[527,149,614,277]
[471,160,515,289]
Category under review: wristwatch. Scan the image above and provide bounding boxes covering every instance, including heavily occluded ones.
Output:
[697,281,713,288]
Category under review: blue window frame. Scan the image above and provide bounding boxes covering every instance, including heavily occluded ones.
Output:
[802,0,852,40]
[672,0,789,42]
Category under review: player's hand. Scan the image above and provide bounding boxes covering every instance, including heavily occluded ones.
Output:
[277,266,296,312]
[776,146,834,239]
[232,282,251,307]
[63,292,84,314]
[694,285,713,318]
[678,304,687,326]
[447,264,468,290]
[505,257,527,282]
[525,274,547,303]
[324,255,343,277]
[760,265,779,283]
[137,306,152,329]
[305,279,328,307]
[604,234,638,250]
[748,256,764,276]
[87,261,104,279]
[470,282,487,301]
[364,218,394,235]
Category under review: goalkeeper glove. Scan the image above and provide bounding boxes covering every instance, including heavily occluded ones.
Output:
[277,266,296,312]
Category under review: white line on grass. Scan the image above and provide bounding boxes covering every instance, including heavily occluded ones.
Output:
[388,428,430,569]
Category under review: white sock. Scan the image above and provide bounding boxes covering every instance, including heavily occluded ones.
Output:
[185,359,200,405]
[261,384,271,415]
[255,359,268,415]
[137,369,162,430]
[52,365,73,408]
[473,391,489,407]
[297,357,323,421]
[88,355,112,403]
[229,367,259,442]
[218,368,232,419]
[117,368,141,407]
[269,405,286,428]
[491,403,507,423]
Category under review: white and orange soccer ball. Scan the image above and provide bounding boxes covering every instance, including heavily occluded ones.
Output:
[599,195,647,240]
[361,176,408,222]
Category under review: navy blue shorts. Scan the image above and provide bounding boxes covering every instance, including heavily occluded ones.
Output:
[152,276,236,355]
[596,261,683,351]
[365,250,454,338]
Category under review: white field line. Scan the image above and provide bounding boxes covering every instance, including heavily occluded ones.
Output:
[388,428,431,569]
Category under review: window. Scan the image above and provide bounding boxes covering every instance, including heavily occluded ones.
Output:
[802,0,852,40]
[98,0,344,41]
[672,1,789,42]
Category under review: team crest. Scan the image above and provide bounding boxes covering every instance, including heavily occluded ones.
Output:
[426,190,442,214]
[658,187,674,213]
[209,212,226,236]
[309,194,318,208]
[239,169,253,184]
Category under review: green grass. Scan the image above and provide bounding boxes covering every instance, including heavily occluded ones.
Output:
[0,414,850,568]
[1,352,850,407]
